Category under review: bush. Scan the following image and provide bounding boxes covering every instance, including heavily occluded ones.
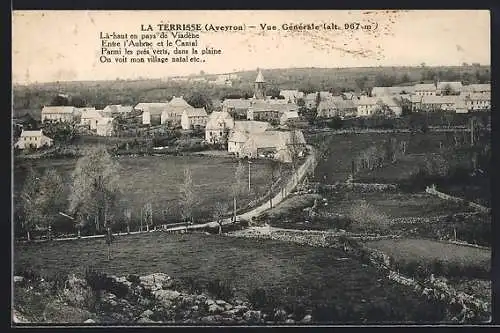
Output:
[83,267,128,299]
[206,278,234,301]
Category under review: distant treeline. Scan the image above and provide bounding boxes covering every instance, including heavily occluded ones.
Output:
[13,65,490,111]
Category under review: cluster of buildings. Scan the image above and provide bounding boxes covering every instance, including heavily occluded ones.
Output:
[311,81,491,120]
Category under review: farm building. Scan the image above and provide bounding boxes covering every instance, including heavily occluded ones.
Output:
[135,102,169,125]
[41,106,76,123]
[464,92,491,111]
[14,129,53,149]
[181,107,208,130]
[161,96,197,127]
[205,111,235,144]
[371,86,415,97]
[280,110,300,125]
[222,99,252,119]
[228,120,271,155]
[80,108,105,130]
[317,98,357,118]
[240,130,307,163]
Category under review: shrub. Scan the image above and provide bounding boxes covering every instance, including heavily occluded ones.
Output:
[348,200,389,233]
[247,287,281,314]
[15,267,41,282]
[83,267,128,298]
[183,276,205,294]
[206,278,234,301]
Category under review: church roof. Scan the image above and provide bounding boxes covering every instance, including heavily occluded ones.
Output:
[255,69,265,83]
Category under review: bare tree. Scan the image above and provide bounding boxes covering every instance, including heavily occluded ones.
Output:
[143,202,153,231]
[287,130,305,176]
[212,201,229,234]
[20,167,41,241]
[37,169,65,240]
[231,161,245,222]
[68,146,121,235]
[179,167,195,224]
[123,207,132,234]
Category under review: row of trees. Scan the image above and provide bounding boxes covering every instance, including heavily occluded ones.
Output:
[353,138,408,174]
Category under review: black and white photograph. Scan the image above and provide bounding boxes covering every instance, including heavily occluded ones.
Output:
[11,9,491,326]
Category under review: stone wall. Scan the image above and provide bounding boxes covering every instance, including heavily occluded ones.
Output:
[425,185,490,214]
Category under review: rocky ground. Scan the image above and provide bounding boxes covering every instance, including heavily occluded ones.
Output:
[13,272,312,325]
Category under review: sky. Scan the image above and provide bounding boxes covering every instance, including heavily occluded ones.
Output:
[12,10,490,84]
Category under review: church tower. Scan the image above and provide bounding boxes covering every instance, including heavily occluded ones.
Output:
[254,69,266,100]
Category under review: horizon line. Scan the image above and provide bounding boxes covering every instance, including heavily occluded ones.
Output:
[12,63,491,86]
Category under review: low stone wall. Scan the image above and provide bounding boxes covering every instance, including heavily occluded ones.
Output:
[358,244,491,323]
[426,185,491,214]
[319,182,398,193]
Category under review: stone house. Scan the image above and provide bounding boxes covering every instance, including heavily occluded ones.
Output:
[205,111,235,144]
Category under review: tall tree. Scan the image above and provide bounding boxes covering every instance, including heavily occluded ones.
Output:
[231,161,245,222]
[37,169,66,239]
[68,147,121,234]
[179,167,195,223]
[212,201,229,234]
[20,167,42,241]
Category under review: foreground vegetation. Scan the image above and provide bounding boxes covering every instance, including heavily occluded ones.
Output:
[15,232,456,324]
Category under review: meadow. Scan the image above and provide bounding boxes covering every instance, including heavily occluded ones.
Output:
[14,232,451,323]
[13,155,285,230]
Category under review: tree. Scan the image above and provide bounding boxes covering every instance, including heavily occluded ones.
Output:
[68,147,121,235]
[442,84,453,96]
[212,201,229,234]
[37,169,66,239]
[20,168,42,241]
[349,200,389,233]
[124,207,132,234]
[179,167,195,223]
[296,98,305,107]
[186,92,213,111]
[288,130,304,177]
[142,202,153,231]
[50,94,69,106]
[231,161,245,222]
[269,160,282,208]
[315,92,321,108]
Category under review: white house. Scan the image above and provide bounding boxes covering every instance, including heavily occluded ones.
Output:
[96,117,114,136]
[161,96,196,126]
[80,108,104,130]
[205,111,235,144]
[280,111,300,125]
[15,129,53,149]
[41,106,76,123]
[414,83,437,96]
[462,83,490,95]
[356,97,380,117]
[279,90,304,103]
[181,108,208,130]
[464,92,491,111]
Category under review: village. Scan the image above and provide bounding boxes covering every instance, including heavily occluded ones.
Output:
[13,69,491,163]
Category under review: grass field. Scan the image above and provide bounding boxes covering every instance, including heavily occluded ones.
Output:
[320,191,474,219]
[305,131,451,184]
[13,155,285,225]
[14,232,450,323]
[364,238,490,273]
